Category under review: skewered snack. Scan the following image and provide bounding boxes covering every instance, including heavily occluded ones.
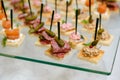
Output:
[69,32,87,49]
[45,37,71,60]
[96,28,113,46]
[78,42,104,64]
[46,22,71,60]
[2,28,25,47]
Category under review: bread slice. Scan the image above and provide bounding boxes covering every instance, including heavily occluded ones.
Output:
[78,49,104,64]
[42,12,52,18]
[69,36,87,50]
[60,11,75,18]
[35,39,50,47]
[6,34,25,47]
[46,19,61,26]
[99,34,113,46]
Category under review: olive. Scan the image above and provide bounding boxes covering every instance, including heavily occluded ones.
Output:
[25,14,37,21]
[29,22,44,33]
[45,29,55,37]
[55,37,65,47]
[98,28,104,35]
[39,34,45,40]
[88,15,93,23]
[34,22,44,31]
[91,40,98,46]
[29,28,35,34]
[68,0,73,6]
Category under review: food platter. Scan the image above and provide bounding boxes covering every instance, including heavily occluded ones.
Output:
[0,0,120,75]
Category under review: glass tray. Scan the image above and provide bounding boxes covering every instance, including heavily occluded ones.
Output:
[0,0,120,76]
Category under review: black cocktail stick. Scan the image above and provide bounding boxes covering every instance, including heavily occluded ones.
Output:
[40,3,43,23]
[10,9,13,29]
[66,1,68,23]
[1,0,8,20]
[50,10,54,31]
[89,0,92,23]
[28,0,32,15]
[45,0,48,5]
[76,0,78,9]
[75,9,78,34]
[58,22,60,40]
[94,18,99,40]
[55,0,57,13]
[99,14,101,29]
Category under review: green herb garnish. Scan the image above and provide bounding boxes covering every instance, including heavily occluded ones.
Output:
[2,37,7,47]
[80,35,84,39]
[62,20,66,24]
[83,42,91,46]
[81,20,89,24]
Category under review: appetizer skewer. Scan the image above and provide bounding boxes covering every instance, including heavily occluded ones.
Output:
[69,9,87,49]
[60,1,75,35]
[35,10,56,46]
[2,9,25,47]
[46,0,61,26]
[46,22,71,60]
[78,18,104,64]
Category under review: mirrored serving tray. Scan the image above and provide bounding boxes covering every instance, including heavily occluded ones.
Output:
[0,0,120,75]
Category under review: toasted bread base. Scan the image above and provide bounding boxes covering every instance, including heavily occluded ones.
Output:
[60,11,75,18]
[42,12,52,18]
[69,37,87,50]
[99,34,113,46]
[78,49,104,64]
[6,34,25,47]
[35,39,50,47]
[81,28,95,33]
[61,30,74,36]
[46,19,61,26]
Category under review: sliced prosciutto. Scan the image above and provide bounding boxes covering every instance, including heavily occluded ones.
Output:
[18,13,28,19]
[39,31,54,45]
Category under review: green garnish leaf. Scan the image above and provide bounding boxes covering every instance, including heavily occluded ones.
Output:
[2,37,7,47]
[83,42,91,46]
[16,23,20,27]
[80,35,84,39]
[62,20,66,24]
[81,20,89,24]
[5,7,9,11]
